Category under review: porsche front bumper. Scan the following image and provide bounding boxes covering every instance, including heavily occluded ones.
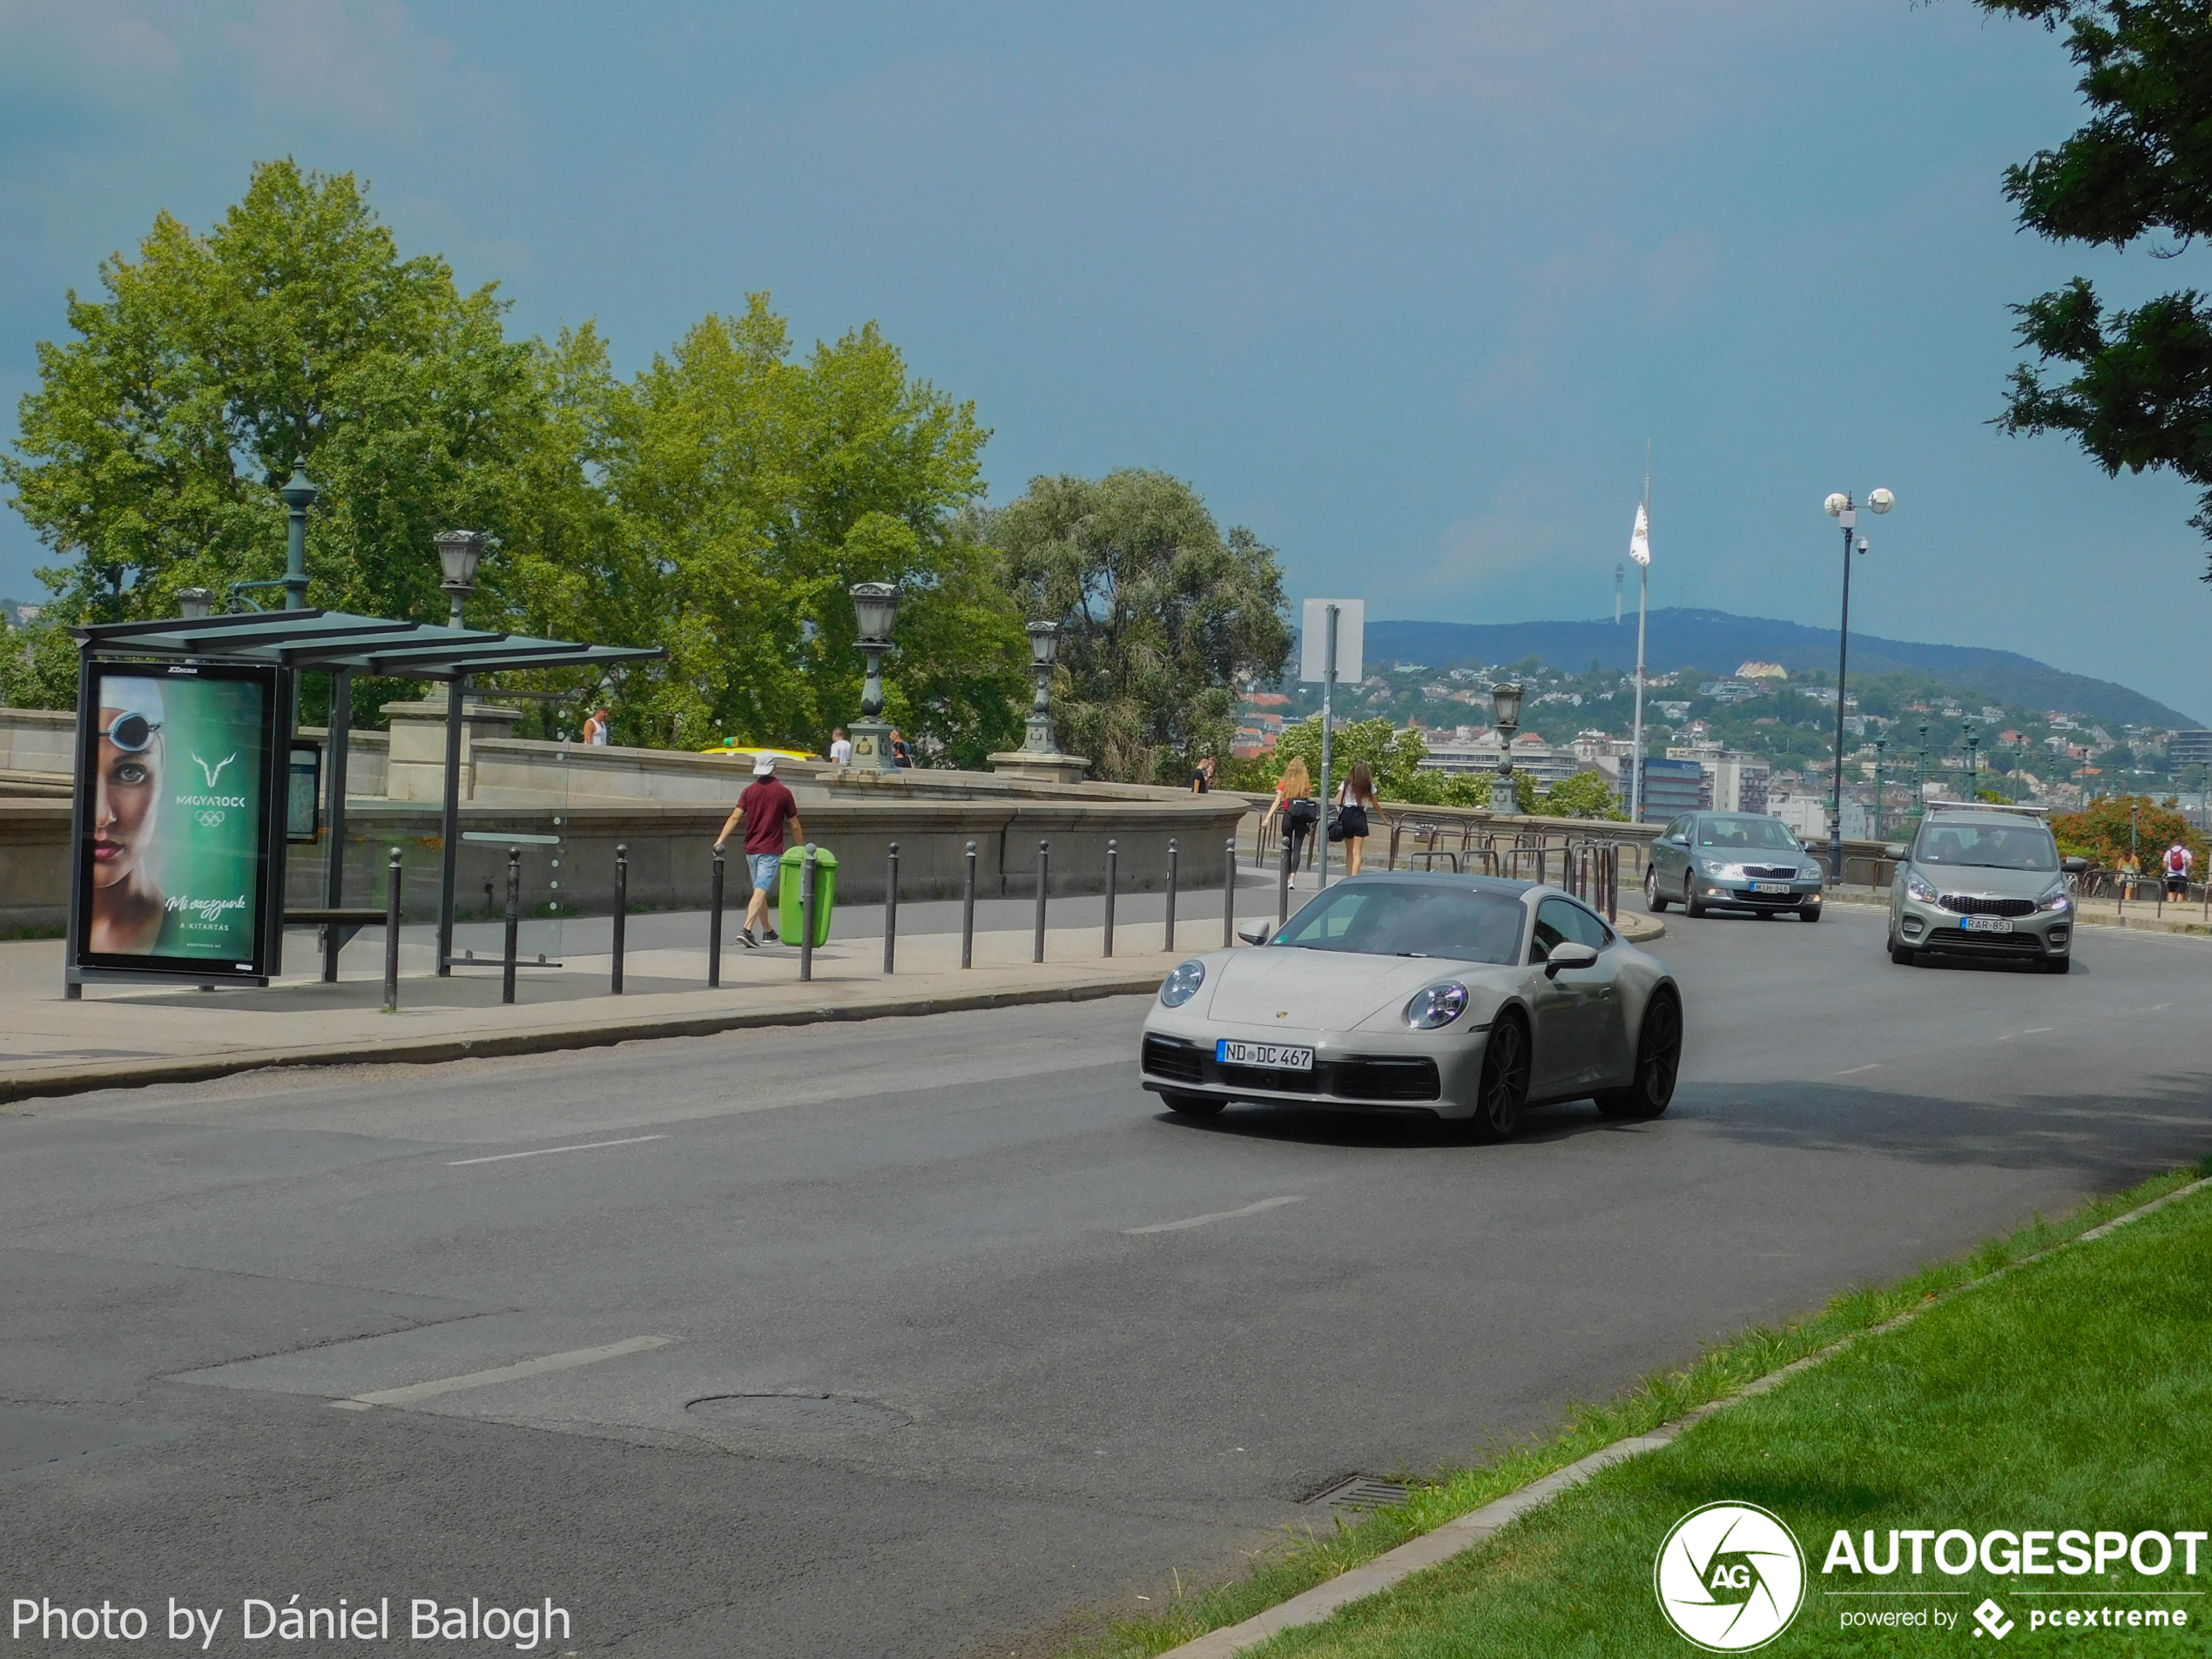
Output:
[1139,1017,1492,1118]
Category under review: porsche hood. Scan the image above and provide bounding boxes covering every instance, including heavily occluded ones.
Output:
[1199,948,1499,1029]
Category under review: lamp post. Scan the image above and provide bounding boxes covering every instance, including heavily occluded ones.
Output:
[1490,682,1524,815]
[432,529,489,977]
[1819,488,1894,880]
[177,588,215,621]
[435,530,487,630]
[1917,719,1930,820]
[1022,621,1062,756]
[279,468,319,610]
[1872,737,1885,841]
[1964,718,1979,801]
[849,582,901,772]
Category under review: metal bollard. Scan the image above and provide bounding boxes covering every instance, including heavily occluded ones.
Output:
[501,846,522,1005]
[799,844,818,982]
[1224,836,1237,946]
[611,843,629,995]
[884,841,900,974]
[381,847,402,1013]
[708,847,725,988]
[1034,839,1050,963]
[962,840,977,969]
[1278,831,1292,927]
[1103,839,1117,958]
[1164,838,1178,954]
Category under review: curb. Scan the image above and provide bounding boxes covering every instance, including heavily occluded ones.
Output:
[0,974,1166,1107]
[1158,1173,2212,1658]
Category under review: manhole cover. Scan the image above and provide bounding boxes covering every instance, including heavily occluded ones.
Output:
[684,1393,908,1433]
[1305,1475,1411,1513]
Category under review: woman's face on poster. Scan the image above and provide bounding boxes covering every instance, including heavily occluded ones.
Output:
[92,705,159,888]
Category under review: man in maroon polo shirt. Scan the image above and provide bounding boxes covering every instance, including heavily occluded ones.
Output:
[713,753,805,948]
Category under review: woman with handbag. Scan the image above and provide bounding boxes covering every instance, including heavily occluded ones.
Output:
[1260,758,1318,887]
[1334,760,1386,877]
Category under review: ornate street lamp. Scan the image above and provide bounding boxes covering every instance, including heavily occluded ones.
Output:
[279,467,319,610]
[1490,682,1524,814]
[848,581,902,772]
[1024,622,1062,756]
[177,588,215,621]
[435,530,489,629]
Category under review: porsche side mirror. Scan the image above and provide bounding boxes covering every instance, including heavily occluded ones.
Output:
[2062,856,2089,875]
[1238,922,1271,946]
[1543,941,1599,978]
[1883,843,1909,861]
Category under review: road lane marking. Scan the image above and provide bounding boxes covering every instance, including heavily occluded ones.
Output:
[2001,1028,2056,1040]
[330,1336,673,1409]
[448,1135,665,1166]
[1124,1196,1305,1235]
[1832,1063,1882,1076]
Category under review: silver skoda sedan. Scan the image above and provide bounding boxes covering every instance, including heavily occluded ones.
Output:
[1138,873,1683,1140]
[1644,812,1826,920]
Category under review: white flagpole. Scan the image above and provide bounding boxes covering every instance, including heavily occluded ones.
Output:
[1629,449,1651,822]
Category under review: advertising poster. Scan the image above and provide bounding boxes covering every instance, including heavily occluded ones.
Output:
[75,662,279,976]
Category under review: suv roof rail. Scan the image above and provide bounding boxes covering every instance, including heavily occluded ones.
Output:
[1924,801,2049,818]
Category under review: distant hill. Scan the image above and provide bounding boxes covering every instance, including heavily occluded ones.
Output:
[1359,609,2202,732]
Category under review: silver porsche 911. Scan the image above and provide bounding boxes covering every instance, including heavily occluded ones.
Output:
[1139,873,1682,1140]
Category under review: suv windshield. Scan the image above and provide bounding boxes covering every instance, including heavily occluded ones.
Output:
[1914,820,2059,873]
[1275,881,1524,965]
[1696,815,1800,851]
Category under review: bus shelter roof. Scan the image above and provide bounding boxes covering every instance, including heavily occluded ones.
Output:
[71,608,663,680]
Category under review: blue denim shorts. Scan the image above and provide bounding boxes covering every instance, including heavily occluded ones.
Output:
[748,852,781,894]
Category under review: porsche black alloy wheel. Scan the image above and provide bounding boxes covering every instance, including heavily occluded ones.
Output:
[1469,1015,1530,1142]
[1596,990,1680,1120]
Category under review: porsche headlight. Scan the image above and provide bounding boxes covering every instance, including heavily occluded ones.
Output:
[1699,859,1747,880]
[1159,960,1206,1008]
[1905,872,1939,904]
[1404,982,1469,1030]
[2038,880,2073,913]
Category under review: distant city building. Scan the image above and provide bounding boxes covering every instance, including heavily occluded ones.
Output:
[1627,756,1706,822]
[1736,661,1788,679]
[1773,793,1867,841]
[2169,731,2212,767]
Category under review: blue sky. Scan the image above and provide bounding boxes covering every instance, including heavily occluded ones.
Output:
[3,1,2207,719]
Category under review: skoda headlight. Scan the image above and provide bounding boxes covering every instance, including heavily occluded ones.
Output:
[1404,982,1469,1030]
[1159,960,1206,1008]
[1905,871,1939,904]
[2038,880,2073,913]
[1699,859,1747,880]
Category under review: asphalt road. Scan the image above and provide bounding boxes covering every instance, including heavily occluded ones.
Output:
[4,901,2209,1656]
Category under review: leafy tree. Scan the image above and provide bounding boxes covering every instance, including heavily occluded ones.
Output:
[1268,715,1429,798]
[1540,770,1625,819]
[2051,792,2206,865]
[995,469,1292,782]
[1981,1,2212,570]
[3,159,537,716]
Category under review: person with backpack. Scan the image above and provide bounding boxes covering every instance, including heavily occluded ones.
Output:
[1260,758,1318,887]
[2164,840,2194,900]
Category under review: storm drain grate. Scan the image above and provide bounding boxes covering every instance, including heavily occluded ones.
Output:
[1306,1475,1411,1513]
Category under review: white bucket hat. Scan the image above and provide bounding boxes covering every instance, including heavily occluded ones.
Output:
[752,752,779,775]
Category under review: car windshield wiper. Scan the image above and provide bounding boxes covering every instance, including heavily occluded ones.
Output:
[1393,951,1433,958]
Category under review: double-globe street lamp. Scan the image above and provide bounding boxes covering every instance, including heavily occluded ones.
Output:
[1820,487,1894,883]
[849,582,902,772]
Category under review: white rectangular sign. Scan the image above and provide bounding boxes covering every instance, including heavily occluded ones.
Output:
[1298,597,1365,683]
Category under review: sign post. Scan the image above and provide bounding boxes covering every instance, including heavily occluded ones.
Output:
[1299,598,1365,891]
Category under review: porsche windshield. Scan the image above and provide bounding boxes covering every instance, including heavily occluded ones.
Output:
[1274,881,1524,964]
[1914,820,2060,872]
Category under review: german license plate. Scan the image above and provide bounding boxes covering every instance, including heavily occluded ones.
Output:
[1962,916,2013,934]
[1751,881,1791,894]
[1217,1040,1313,1070]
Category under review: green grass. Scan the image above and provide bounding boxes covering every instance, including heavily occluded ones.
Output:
[1061,1162,2212,1659]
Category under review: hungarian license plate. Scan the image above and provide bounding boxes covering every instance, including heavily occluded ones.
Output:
[1217,1040,1313,1071]
[1751,881,1791,894]
[1962,916,2013,934]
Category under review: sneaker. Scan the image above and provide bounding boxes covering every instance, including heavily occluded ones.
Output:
[765,928,780,943]
[739,929,759,950]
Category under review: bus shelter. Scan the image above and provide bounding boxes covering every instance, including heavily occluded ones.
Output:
[64,608,660,996]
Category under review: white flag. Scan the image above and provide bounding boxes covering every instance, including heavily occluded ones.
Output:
[1629,502,1651,567]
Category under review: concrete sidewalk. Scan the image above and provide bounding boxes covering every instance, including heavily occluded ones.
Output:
[0,890,1662,1104]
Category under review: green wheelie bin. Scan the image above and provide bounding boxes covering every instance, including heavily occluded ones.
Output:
[777,845,838,947]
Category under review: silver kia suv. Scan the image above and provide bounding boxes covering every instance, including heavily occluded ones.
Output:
[1885,805,2087,974]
